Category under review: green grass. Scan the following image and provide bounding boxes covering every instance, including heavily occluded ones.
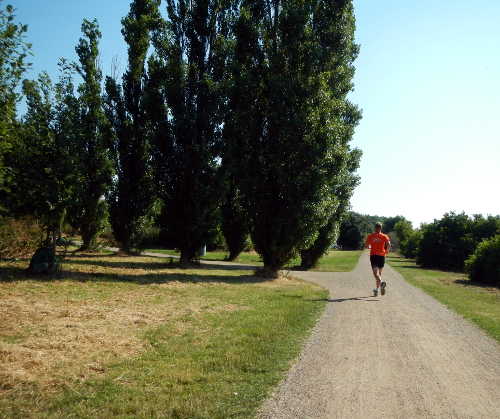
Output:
[300,250,364,272]
[144,248,363,272]
[0,253,328,419]
[387,254,500,343]
[144,248,264,266]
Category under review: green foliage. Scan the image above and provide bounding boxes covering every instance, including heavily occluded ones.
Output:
[2,73,75,231]
[220,175,250,261]
[394,219,421,259]
[300,215,340,269]
[300,149,361,269]
[465,234,500,286]
[416,212,500,271]
[0,216,43,258]
[69,19,113,250]
[226,0,362,274]
[103,0,162,253]
[363,214,408,233]
[0,2,31,194]
[382,215,408,233]
[337,211,372,250]
[147,0,229,263]
[402,229,422,259]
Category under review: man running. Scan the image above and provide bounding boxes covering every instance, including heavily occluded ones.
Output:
[365,222,391,296]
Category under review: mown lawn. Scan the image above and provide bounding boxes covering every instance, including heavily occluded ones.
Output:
[144,248,364,272]
[387,254,500,343]
[0,250,335,419]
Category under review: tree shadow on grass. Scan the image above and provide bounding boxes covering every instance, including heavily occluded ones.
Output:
[454,278,499,290]
[389,262,421,269]
[0,255,270,285]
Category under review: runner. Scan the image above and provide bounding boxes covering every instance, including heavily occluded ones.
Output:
[365,221,391,296]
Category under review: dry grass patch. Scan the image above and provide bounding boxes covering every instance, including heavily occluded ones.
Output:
[0,255,248,392]
[0,253,328,418]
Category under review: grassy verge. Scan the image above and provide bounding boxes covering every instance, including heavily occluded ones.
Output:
[144,249,363,272]
[301,250,364,272]
[387,254,500,343]
[0,252,328,419]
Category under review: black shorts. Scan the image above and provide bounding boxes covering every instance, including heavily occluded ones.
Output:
[370,255,386,269]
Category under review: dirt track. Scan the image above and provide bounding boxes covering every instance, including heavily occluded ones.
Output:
[258,251,500,419]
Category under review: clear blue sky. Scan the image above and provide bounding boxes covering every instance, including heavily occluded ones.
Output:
[9,0,500,228]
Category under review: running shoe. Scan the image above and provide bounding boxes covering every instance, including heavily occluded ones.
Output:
[380,282,386,295]
[373,288,378,297]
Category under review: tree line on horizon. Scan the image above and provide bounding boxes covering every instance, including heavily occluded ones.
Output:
[0,0,363,276]
[335,211,500,287]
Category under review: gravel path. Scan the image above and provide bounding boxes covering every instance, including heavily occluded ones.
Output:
[258,251,500,419]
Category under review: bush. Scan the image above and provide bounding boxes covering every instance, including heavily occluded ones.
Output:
[416,212,476,270]
[0,217,44,258]
[394,220,422,259]
[415,212,500,271]
[465,234,500,286]
[402,229,423,259]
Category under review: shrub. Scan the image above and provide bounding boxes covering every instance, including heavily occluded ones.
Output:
[415,212,500,271]
[465,234,500,286]
[0,217,44,258]
[402,229,423,259]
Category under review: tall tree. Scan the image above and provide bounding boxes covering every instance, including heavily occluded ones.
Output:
[4,73,73,231]
[0,2,31,201]
[226,0,362,276]
[147,0,230,263]
[104,0,161,253]
[300,148,361,269]
[220,172,251,261]
[69,19,113,250]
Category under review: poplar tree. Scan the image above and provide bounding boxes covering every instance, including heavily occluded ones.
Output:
[147,0,230,263]
[70,19,113,250]
[104,0,161,253]
[226,0,362,276]
[220,173,250,261]
[300,149,361,269]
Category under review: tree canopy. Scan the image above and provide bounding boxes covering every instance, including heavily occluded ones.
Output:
[225,0,362,275]
[3,0,365,271]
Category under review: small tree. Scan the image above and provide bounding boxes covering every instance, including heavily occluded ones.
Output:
[394,220,423,259]
[2,68,79,247]
[465,234,500,286]
[383,215,408,234]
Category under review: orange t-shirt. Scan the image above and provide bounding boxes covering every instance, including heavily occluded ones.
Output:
[366,233,390,256]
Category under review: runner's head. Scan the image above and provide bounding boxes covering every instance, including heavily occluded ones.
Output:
[375,222,382,232]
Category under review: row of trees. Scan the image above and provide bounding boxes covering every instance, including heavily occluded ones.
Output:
[336,212,407,250]
[395,212,500,286]
[1,0,362,276]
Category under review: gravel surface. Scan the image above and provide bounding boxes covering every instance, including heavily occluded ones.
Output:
[258,251,500,419]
